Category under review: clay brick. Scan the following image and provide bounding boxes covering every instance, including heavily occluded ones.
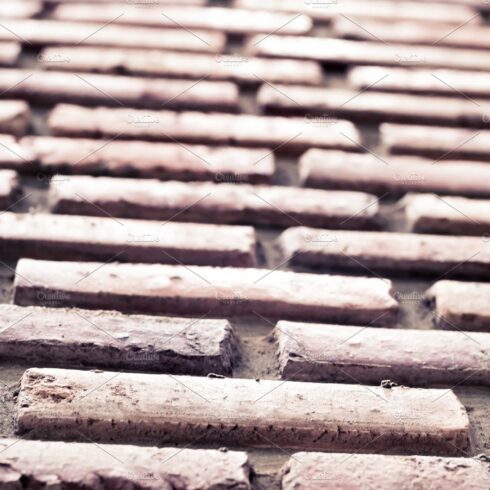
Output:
[17,367,470,454]
[52,4,313,35]
[405,193,490,235]
[381,123,490,161]
[0,134,35,172]
[281,452,490,490]
[258,84,490,127]
[0,100,30,137]
[349,66,490,98]
[0,69,239,112]
[22,136,275,183]
[50,175,381,230]
[0,212,257,267]
[300,149,490,197]
[0,304,237,374]
[0,42,20,66]
[279,227,490,278]
[0,19,225,52]
[275,320,490,386]
[40,46,323,86]
[334,17,490,51]
[426,280,490,332]
[0,2,41,18]
[0,169,20,208]
[247,36,490,72]
[236,0,479,25]
[13,259,399,325]
[48,104,361,153]
[0,438,251,489]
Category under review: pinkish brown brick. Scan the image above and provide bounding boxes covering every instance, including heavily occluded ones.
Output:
[1,1,42,18]
[0,169,20,208]
[17,367,470,454]
[0,134,35,172]
[0,100,30,137]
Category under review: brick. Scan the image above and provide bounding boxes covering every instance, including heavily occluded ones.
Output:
[13,259,399,325]
[236,0,479,25]
[281,452,490,490]
[0,212,256,267]
[275,320,490,387]
[381,123,490,161]
[0,438,251,489]
[48,104,361,153]
[50,175,382,230]
[47,0,205,3]
[300,149,490,197]
[0,69,239,112]
[0,2,41,18]
[0,304,237,375]
[426,280,490,332]
[0,134,35,172]
[22,136,275,183]
[405,193,490,235]
[39,46,323,86]
[17,367,470,454]
[258,84,490,128]
[0,19,225,53]
[279,227,490,278]
[247,36,490,72]
[349,66,490,98]
[0,169,20,208]
[52,4,313,35]
[0,42,20,66]
[0,100,30,136]
[334,17,490,51]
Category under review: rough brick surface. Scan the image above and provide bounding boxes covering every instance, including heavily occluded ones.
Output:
[17,367,470,454]
[300,149,490,197]
[275,320,490,386]
[52,4,313,34]
[381,123,490,161]
[0,438,251,489]
[405,193,490,235]
[40,46,323,86]
[426,280,490,332]
[279,227,490,278]
[258,84,490,127]
[48,104,361,153]
[0,169,20,208]
[0,100,30,137]
[0,212,257,267]
[0,304,237,374]
[0,19,225,52]
[50,175,381,229]
[23,136,275,183]
[281,452,490,490]
[13,259,399,325]
[0,69,239,111]
[0,135,35,172]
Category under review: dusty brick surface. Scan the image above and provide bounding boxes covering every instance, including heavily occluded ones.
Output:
[17,367,471,454]
[0,135,35,172]
[13,259,399,325]
[0,101,30,137]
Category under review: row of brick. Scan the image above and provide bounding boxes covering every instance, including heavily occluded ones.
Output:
[1,438,488,489]
[1,303,488,382]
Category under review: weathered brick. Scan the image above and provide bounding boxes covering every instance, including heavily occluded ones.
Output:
[50,175,381,229]
[236,0,479,25]
[405,193,490,235]
[0,438,251,489]
[0,69,239,111]
[0,169,20,208]
[40,46,323,86]
[381,123,490,161]
[48,104,361,153]
[300,149,490,197]
[248,36,490,71]
[17,367,470,454]
[0,42,20,66]
[279,227,490,278]
[0,212,257,266]
[275,320,490,386]
[334,17,490,51]
[13,259,399,325]
[0,134,35,172]
[0,100,30,136]
[258,83,490,127]
[281,452,490,490]
[0,1,41,18]
[349,66,490,98]
[22,136,275,183]
[0,304,237,374]
[426,280,490,332]
[52,4,313,34]
[0,19,225,52]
